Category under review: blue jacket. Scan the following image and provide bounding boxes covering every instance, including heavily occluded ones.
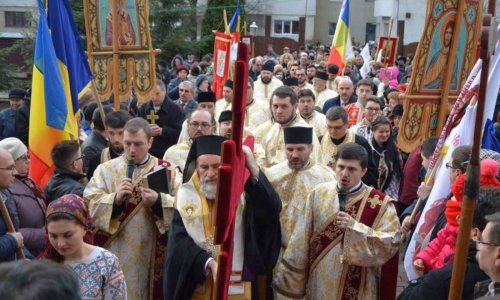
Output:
[322,95,358,114]
[0,108,18,140]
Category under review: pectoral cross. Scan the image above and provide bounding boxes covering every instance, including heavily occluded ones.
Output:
[146,110,159,124]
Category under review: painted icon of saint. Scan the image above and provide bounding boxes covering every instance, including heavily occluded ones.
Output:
[105,0,137,46]
[423,19,459,90]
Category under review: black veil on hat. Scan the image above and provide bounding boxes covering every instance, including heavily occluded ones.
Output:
[183,135,228,183]
[283,126,313,144]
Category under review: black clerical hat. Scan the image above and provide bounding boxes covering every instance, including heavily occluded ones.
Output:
[261,61,274,72]
[224,79,234,89]
[327,64,339,75]
[198,91,216,103]
[218,110,232,123]
[314,71,328,81]
[183,135,227,183]
[283,77,299,87]
[284,127,313,144]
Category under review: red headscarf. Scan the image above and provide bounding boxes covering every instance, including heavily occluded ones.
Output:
[38,194,94,263]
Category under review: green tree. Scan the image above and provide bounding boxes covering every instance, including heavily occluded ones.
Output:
[201,0,245,38]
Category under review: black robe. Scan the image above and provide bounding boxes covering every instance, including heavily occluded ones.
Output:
[138,98,184,159]
[163,171,282,300]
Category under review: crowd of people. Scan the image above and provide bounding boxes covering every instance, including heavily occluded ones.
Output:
[0,43,498,300]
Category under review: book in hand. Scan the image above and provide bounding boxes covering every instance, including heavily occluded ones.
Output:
[142,165,170,195]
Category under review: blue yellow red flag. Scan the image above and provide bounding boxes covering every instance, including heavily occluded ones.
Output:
[229,2,241,33]
[327,0,354,72]
[29,0,93,188]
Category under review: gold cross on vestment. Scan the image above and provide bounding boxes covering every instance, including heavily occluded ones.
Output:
[146,109,159,124]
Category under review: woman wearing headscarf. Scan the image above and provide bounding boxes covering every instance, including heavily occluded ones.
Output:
[40,194,127,300]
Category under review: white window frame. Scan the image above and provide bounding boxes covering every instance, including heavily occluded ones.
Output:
[271,16,300,40]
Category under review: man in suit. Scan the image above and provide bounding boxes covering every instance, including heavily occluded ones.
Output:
[322,77,358,114]
[173,81,198,118]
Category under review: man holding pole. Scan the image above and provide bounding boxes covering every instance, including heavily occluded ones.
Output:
[0,148,29,262]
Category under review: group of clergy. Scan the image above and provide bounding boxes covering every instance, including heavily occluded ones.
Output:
[79,70,401,300]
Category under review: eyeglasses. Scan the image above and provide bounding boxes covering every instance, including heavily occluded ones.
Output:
[0,165,16,172]
[73,154,85,162]
[474,236,500,248]
[366,107,381,112]
[189,122,211,129]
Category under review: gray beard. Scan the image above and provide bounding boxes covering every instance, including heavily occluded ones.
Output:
[201,181,217,200]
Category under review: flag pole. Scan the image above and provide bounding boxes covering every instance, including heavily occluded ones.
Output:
[112,1,120,110]
[0,194,26,260]
[448,14,492,299]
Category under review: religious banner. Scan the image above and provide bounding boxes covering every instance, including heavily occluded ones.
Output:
[83,0,156,103]
[213,31,232,100]
[376,36,398,66]
[397,0,482,153]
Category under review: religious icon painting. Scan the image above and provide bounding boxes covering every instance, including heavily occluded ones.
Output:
[397,0,482,153]
[180,202,199,225]
[83,0,157,103]
[376,36,399,66]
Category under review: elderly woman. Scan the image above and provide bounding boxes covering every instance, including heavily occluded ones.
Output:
[0,137,46,256]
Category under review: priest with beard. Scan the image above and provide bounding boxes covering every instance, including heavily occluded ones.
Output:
[253,61,283,103]
[164,135,282,300]
[256,86,320,168]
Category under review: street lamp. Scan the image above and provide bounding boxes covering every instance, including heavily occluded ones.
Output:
[249,22,258,36]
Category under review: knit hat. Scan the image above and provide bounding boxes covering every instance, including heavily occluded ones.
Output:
[448,159,500,225]
[0,137,27,160]
[480,149,500,177]
[176,65,189,74]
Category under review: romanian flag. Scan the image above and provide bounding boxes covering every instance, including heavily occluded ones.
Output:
[228,1,241,33]
[30,0,93,188]
[328,0,354,72]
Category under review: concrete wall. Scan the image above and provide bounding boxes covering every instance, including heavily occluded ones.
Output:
[314,0,376,47]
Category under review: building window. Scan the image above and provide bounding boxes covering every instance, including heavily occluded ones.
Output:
[273,20,299,35]
[329,22,337,36]
[5,11,30,28]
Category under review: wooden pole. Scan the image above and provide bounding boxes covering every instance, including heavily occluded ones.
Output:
[90,80,107,127]
[0,194,26,260]
[448,14,492,300]
[112,1,120,111]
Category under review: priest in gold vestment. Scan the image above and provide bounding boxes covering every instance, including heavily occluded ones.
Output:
[257,86,321,168]
[215,79,271,132]
[164,109,215,172]
[297,89,327,138]
[312,71,338,111]
[253,62,283,103]
[163,135,281,300]
[84,118,181,300]
[265,126,335,251]
[177,92,217,144]
[273,143,401,299]
[320,106,378,188]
